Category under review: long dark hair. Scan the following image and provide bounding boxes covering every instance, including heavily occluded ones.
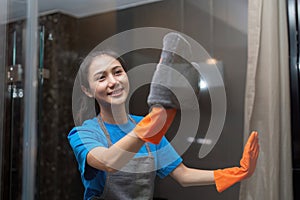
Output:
[72,50,128,125]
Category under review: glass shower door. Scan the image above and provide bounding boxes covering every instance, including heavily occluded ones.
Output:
[1,1,248,199]
[3,23,24,200]
[0,0,39,199]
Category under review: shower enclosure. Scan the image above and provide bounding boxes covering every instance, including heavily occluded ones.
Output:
[1,0,248,199]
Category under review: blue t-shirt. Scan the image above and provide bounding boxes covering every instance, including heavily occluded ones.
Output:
[68,115,182,200]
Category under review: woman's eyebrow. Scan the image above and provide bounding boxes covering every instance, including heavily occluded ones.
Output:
[93,70,104,75]
[112,65,123,70]
[92,70,104,78]
[92,65,123,77]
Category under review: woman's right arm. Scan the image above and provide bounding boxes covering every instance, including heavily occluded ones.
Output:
[87,107,175,172]
[86,132,144,172]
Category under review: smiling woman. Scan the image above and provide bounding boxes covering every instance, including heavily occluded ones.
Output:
[69,49,181,199]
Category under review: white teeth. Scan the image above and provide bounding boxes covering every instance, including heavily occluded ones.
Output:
[112,89,121,94]
[111,88,123,96]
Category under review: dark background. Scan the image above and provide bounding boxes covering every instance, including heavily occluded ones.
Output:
[1,0,249,199]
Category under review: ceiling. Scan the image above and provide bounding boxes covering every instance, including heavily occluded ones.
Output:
[8,0,162,22]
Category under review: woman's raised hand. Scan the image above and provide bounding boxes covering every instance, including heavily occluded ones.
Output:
[213,131,260,192]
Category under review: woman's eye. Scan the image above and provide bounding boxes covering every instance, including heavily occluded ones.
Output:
[96,75,105,81]
[114,70,123,75]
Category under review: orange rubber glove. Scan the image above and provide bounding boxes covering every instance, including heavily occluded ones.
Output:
[214,131,259,192]
[133,107,177,144]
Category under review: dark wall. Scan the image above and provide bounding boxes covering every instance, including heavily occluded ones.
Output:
[77,11,118,56]
[76,0,183,56]
[37,13,83,200]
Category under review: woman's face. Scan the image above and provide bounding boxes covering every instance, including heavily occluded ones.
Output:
[84,54,129,108]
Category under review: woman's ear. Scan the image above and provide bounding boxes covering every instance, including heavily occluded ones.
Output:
[81,85,93,98]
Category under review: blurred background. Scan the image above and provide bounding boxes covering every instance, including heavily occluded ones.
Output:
[0,0,299,199]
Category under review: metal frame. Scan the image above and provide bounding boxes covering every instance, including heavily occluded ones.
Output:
[287,0,300,199]
[21,0,38,199]
[0,0,8,198]
[287,0,300,168]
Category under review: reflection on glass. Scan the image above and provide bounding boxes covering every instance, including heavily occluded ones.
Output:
[1,1,248,200]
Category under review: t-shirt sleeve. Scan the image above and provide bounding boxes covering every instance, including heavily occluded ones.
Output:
[68,125,107,180]
[155,137,183,178]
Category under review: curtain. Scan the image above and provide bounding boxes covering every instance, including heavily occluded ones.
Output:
[239,0,293,199]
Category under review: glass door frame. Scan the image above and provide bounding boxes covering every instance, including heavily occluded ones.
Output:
[287,0,300,199]
[0,0,8,198]
[21,0,39,199]
[1,0,39,199]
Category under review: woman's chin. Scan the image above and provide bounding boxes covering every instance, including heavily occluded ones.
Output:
[109,97,127,107]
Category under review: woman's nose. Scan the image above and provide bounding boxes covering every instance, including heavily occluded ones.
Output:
[107,74,117,87]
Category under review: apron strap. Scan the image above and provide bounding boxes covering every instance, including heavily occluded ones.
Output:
[97,116,113,147]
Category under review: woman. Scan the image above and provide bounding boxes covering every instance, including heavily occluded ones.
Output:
[68,50,259,200]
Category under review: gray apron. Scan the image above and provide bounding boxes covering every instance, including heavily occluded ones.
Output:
[93,116,156,200]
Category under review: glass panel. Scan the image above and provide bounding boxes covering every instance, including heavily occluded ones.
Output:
[1,0,249,199]
[0,0,7,198]
[1,0,38,199]
[287,0,300,198]
[1,0,25,199]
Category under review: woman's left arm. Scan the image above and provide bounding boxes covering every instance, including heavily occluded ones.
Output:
[170,131,259,192]
[170,163,215,187]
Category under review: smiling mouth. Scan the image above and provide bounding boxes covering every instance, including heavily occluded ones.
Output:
[109,88,124,97]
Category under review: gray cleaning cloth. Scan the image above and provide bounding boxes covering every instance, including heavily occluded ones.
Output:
[147,32,200,109]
